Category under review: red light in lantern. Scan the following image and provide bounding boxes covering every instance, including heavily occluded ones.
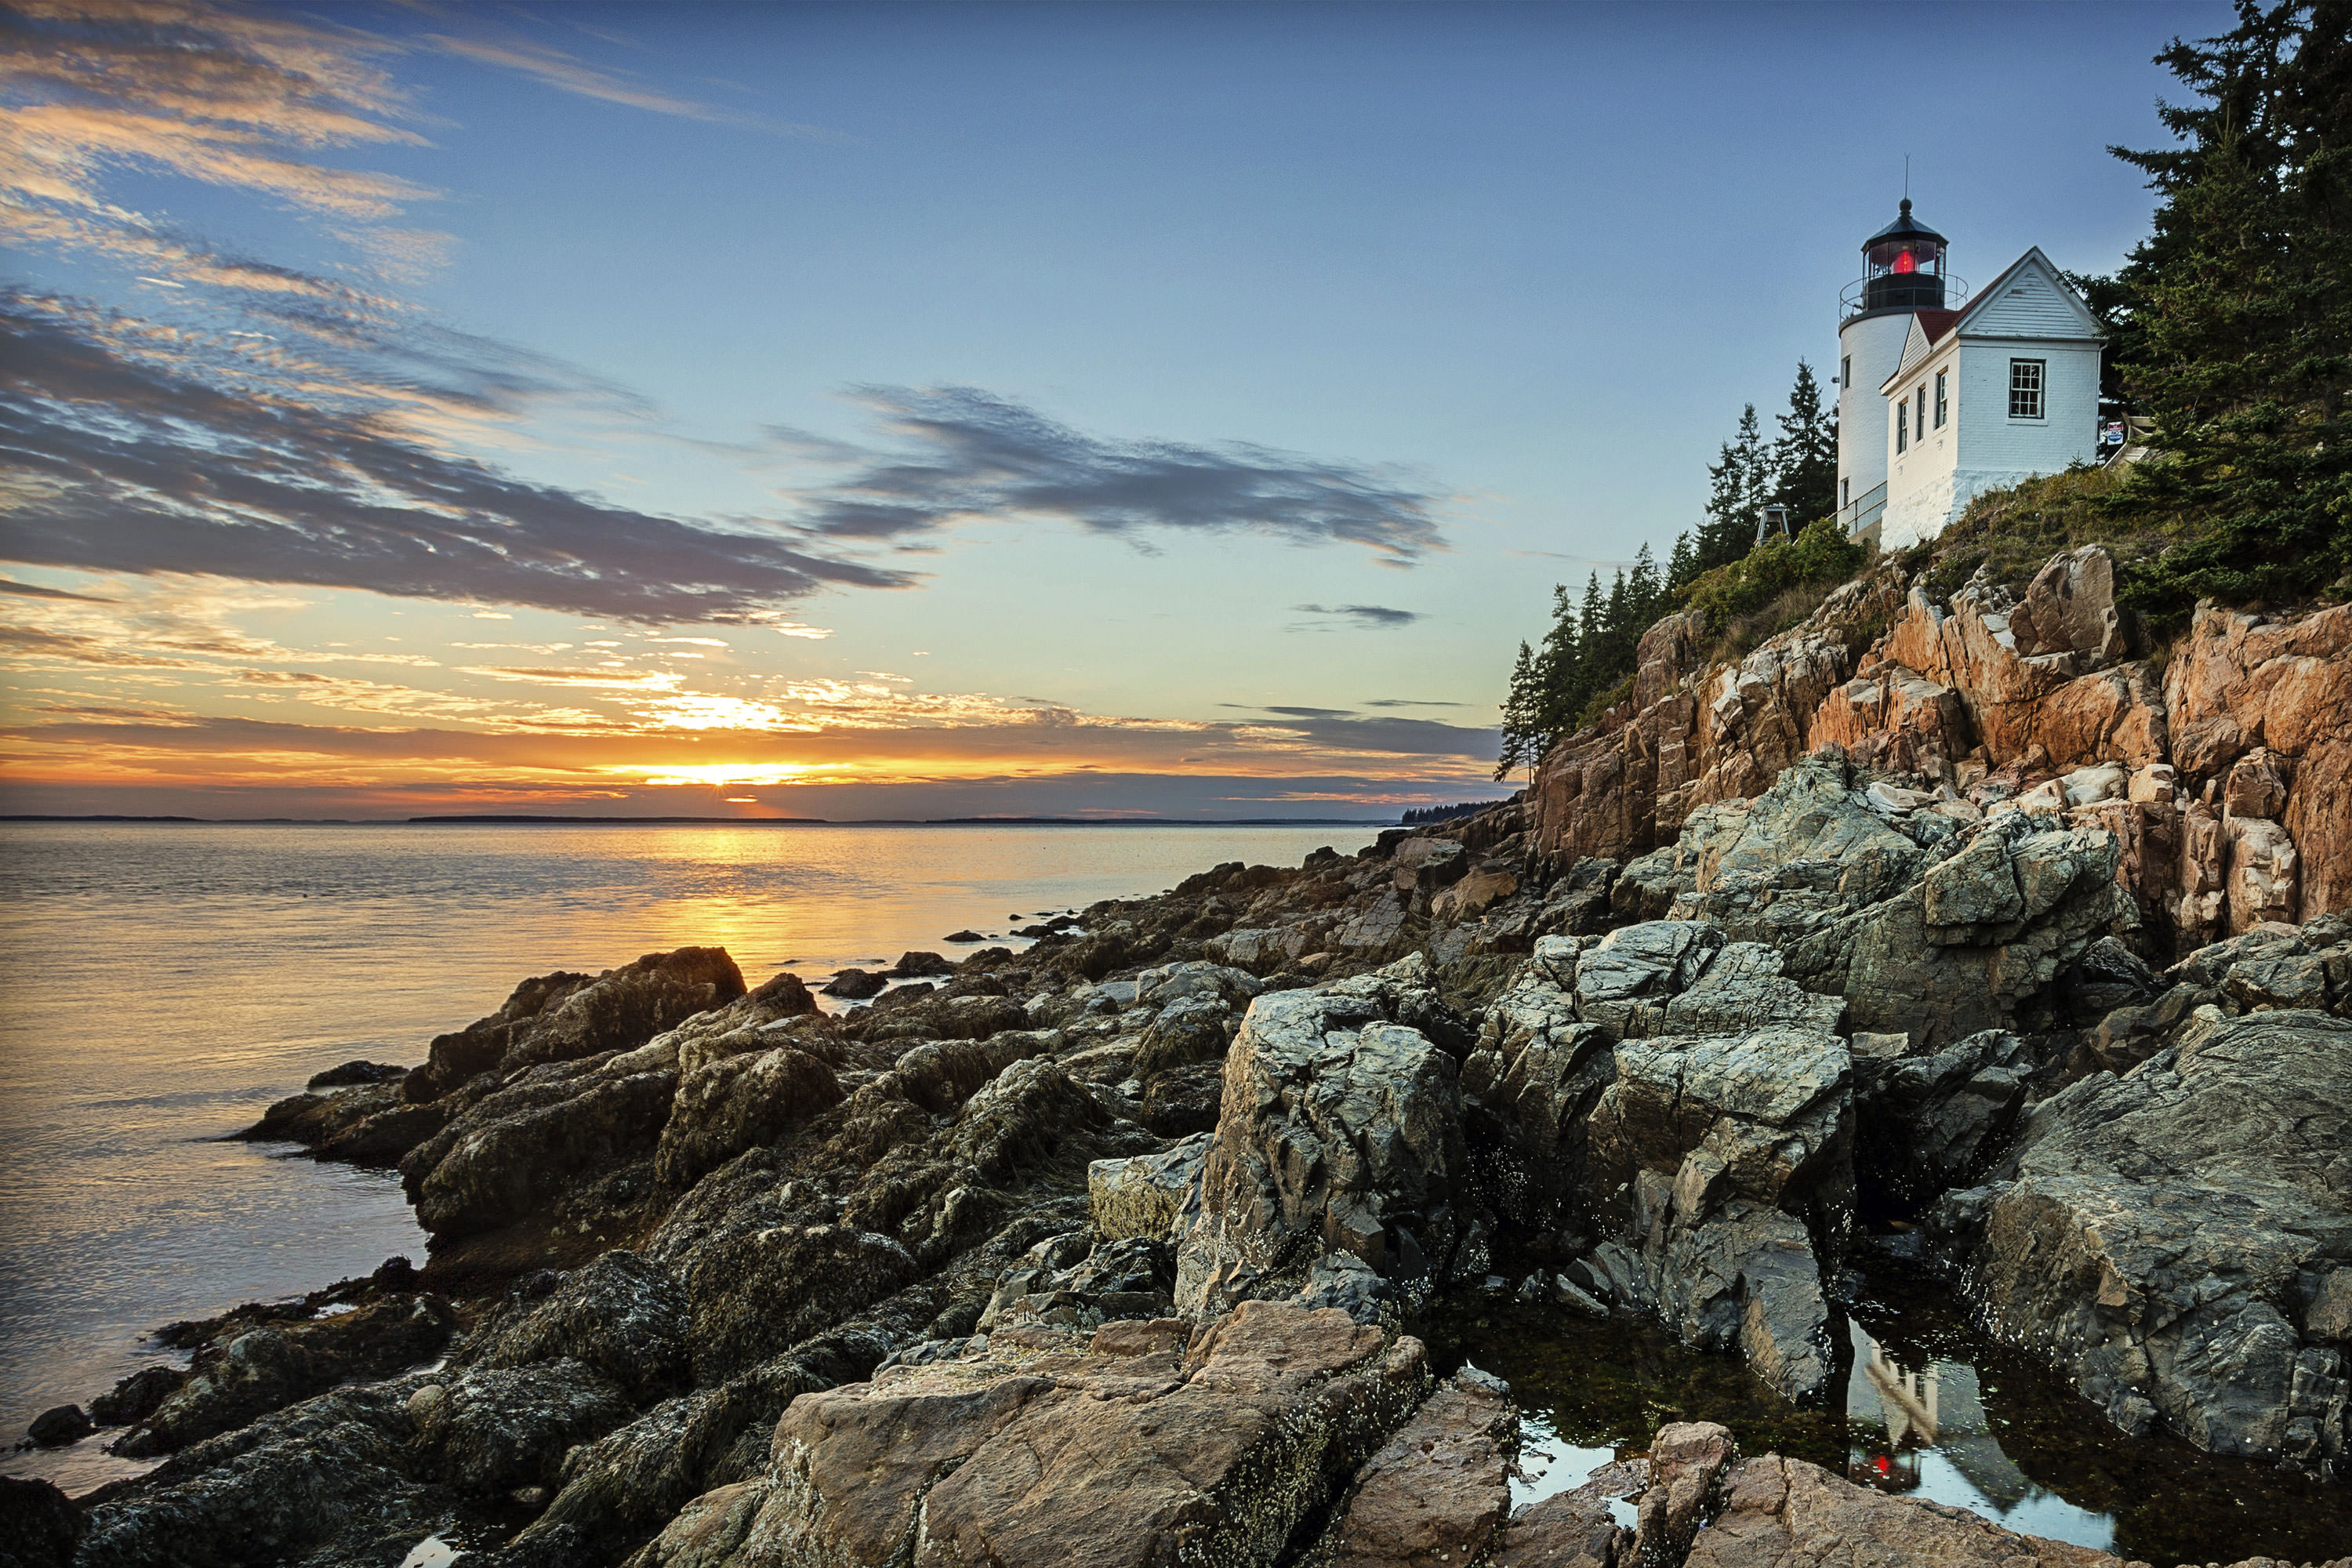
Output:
[1873,1455,1891,1474]
[1892,251,1917,274]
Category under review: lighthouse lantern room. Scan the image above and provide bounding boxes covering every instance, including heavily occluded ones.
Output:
[1835,198,1962,539]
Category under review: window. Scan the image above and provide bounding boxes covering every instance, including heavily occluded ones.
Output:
[1934,369,1948,428]
[2009,359,2045,419]
[1896,397,1908,453]
[1841,477,1850,509]
[1841,355,1850,391]
[1917,386,1928,440]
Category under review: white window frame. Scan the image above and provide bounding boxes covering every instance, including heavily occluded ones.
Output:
[1933,368,1948,428]
[1917,385,1928,440]
[1841,354,1851,390]
[2009,358,2045,421]
[1896,396,1908,453]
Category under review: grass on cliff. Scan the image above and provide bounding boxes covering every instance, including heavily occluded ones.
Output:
[1905,460,2351,633]
[1679,516,1872,662]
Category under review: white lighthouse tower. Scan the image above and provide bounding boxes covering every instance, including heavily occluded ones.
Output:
[1835,199,1956,543]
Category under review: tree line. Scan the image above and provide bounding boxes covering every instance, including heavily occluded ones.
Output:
[2085,0,2352,618]
[1494,361,1838,780]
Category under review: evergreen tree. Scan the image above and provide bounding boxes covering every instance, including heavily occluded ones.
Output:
[1696,405,1774,573]
[1494,640,1539,781]
[2105,0,2352,611]
[1768,361,1838,525]
[1629,541,1662,615]
[1666,529,1698,590]
[1568,572,1606,718]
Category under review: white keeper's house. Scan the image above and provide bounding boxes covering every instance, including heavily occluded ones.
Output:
[1833,201,2106,550]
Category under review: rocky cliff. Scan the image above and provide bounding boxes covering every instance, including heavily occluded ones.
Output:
[1528,546,2352,954]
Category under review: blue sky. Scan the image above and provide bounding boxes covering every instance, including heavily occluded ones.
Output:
[0,0,2228,818]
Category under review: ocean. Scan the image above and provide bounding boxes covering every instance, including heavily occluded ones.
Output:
[0,818,1380,1491]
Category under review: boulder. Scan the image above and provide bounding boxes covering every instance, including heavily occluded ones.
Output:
[1584,1025,1852,1399]
[408,1359,638,1494]
[1138,1060,1224,1137]
[637,1305,1428,1568]
[75,1380,426,1568]
[25,1404,92,1447]
[1942,1009,2352,1475]
[1313,1368,1515,1568]
[1786,812,2134,1048]
[680,1223,919,1384]
[953,1057,1110,1185]
[821,967,887,999]
[1585,1026,1853,1240]
[1175,965,1481,1319]
[402,1049,680,1241]
[1431,863,1519,924]
[975,1233,1175,1333]
[1685,1452,2121,1568]
[1570,921,1723,1037]
[459,1250,691,1403]
[306,1060,406,1089]
[653,1044,841,1189]
[1633,1420,1739,1566]
[404,948,745,1102]
[114,1294,454,1457]
[1131,996,1234,1078]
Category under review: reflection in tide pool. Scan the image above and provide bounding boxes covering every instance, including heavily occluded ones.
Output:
[1845,1323,2111,1551]
[1423,1236,2352,1566]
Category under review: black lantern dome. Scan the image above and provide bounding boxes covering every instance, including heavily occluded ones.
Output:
[1858,198,1947,313]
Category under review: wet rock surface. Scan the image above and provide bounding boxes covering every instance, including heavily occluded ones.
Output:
[1937,1008,2352,1476]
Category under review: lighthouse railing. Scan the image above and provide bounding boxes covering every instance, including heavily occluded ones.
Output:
[1840,481,1887,540]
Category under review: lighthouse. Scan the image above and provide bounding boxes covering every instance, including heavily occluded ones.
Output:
[1835,199,1951,541]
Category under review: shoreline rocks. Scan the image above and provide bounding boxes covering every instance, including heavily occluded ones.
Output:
[67,579,2352,1567]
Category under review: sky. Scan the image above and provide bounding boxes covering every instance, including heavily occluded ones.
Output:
[0,0,2231,821]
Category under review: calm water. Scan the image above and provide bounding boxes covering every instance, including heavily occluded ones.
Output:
[0,820,1377,1491]
[1427,1236,2352,1566]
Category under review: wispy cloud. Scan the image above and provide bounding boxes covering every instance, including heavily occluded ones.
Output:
[422,33,833,139]
[1290,603,1422,629]
[0,298,914,620]
[790,387,1447,564]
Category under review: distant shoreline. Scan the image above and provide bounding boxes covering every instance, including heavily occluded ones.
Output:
[1,813,1402,828]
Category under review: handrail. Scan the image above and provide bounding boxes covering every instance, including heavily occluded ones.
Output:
[1839,481,1887,539]
[1840,274,1971,318]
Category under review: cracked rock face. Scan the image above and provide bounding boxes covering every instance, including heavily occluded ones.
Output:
[633,1304,1430,1568]
[1174,964,1482,1319]
[1941,1009,2352,1476]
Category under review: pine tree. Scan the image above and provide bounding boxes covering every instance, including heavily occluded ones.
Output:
[1696,405,1775,573]
[1566,572,1606,720]
[2105,0,2352,612]
[1494,640,1539,781]
[1768,361,1838,525]
[1666,529,1698,590]
[1629,541,1661,612]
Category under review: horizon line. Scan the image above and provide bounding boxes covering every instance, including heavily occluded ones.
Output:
[0,812,1409,828]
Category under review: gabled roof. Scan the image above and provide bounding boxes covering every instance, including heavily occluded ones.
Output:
[1878,249,2100,391]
